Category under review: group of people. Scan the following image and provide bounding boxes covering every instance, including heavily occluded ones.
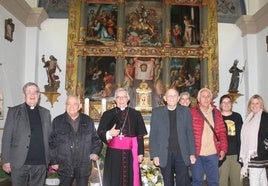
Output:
[1,82,268,186]
[1,82,103,186]
[150,88,268,186]
[1,83,147,186]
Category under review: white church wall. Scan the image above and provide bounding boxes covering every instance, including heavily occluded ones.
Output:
[217,23,247,119]
[257,27,268,106]
[38,19,68,119]
[0,5,27,149]
[245,0,268,15]
[242,35,259,102]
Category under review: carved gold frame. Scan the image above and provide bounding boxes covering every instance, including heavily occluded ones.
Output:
[65,0,219,113]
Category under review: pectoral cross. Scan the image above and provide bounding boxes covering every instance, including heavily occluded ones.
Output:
[119,132,124,140]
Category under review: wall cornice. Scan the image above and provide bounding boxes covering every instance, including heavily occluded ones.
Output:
[236,3,268,36]
[0,0,48,27]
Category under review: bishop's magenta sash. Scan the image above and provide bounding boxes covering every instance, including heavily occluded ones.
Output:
[108,136,140,186]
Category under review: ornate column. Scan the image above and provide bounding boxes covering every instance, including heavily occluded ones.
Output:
[76,1,87,100]
[115,57,124,87]
[162,2,171,90]
[78,0,87,43]
[162,57,171,90]
[76,57,86,100]
[163,2,171,45]
[115,0,125,87]
[117,0,125,42]
[200,58,208,88]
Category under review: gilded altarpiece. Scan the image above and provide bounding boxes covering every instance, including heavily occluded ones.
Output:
[65,0,219,121]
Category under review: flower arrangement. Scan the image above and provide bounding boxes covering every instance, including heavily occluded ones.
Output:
[141,164,163,186]
[46,166,60,185]
[47,166,59,179]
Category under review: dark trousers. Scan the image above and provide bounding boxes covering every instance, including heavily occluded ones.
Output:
[11,164,46,186]
[160,151,191,186]
[59,167,88,186]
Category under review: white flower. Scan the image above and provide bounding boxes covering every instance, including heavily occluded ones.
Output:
[141,163,164,185]
[142,164,149,169]
[141,176,148,184]
[151,175,158,183]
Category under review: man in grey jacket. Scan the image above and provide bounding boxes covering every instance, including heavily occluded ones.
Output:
[149,88,196,186]
[1,82,51,186]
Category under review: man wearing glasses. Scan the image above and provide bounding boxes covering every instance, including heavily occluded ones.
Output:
[2,82,51,186]
[98,87,147,186]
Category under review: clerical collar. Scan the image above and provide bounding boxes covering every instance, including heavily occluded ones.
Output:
[167,105,177,111]
[117,106,128,111]
[25,103,36,110]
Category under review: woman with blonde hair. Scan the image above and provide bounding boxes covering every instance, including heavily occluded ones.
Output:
[239,94,268,186]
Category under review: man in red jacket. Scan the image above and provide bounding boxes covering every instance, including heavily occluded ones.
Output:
[190,88,228,186]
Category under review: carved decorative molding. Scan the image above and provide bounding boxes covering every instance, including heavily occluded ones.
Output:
[236,3,268,36]
[41,92,61,107]
[0,0,48,27]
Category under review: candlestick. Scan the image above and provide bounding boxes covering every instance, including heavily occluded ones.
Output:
[84,98,89,116]
[191,7,194,21]
[101,98,106,114]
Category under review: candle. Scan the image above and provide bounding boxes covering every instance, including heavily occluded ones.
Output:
[101,98,106,114]
[84,98,89,116]
[191,7,194,21]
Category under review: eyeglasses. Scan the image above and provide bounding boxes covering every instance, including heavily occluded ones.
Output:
[180,97,190,101]
[166,95,178,98]
[221,101,231,105]
[116,96,128,99]
[25,91,39,96]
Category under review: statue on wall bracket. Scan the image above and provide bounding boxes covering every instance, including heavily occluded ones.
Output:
[41,54,61,107]
[228,59,245,103]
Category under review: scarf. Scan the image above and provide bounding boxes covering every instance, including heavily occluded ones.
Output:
[239,109,263,178]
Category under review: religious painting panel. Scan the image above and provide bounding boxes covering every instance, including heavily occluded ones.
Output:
[170,58,201,105]
[86,3,118,46]
[85,56,116,101]
[122,57,163,112]
[125,1,163,47]
[171,5,200,47]
[4,18,15,42]
[65,0,219,120]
